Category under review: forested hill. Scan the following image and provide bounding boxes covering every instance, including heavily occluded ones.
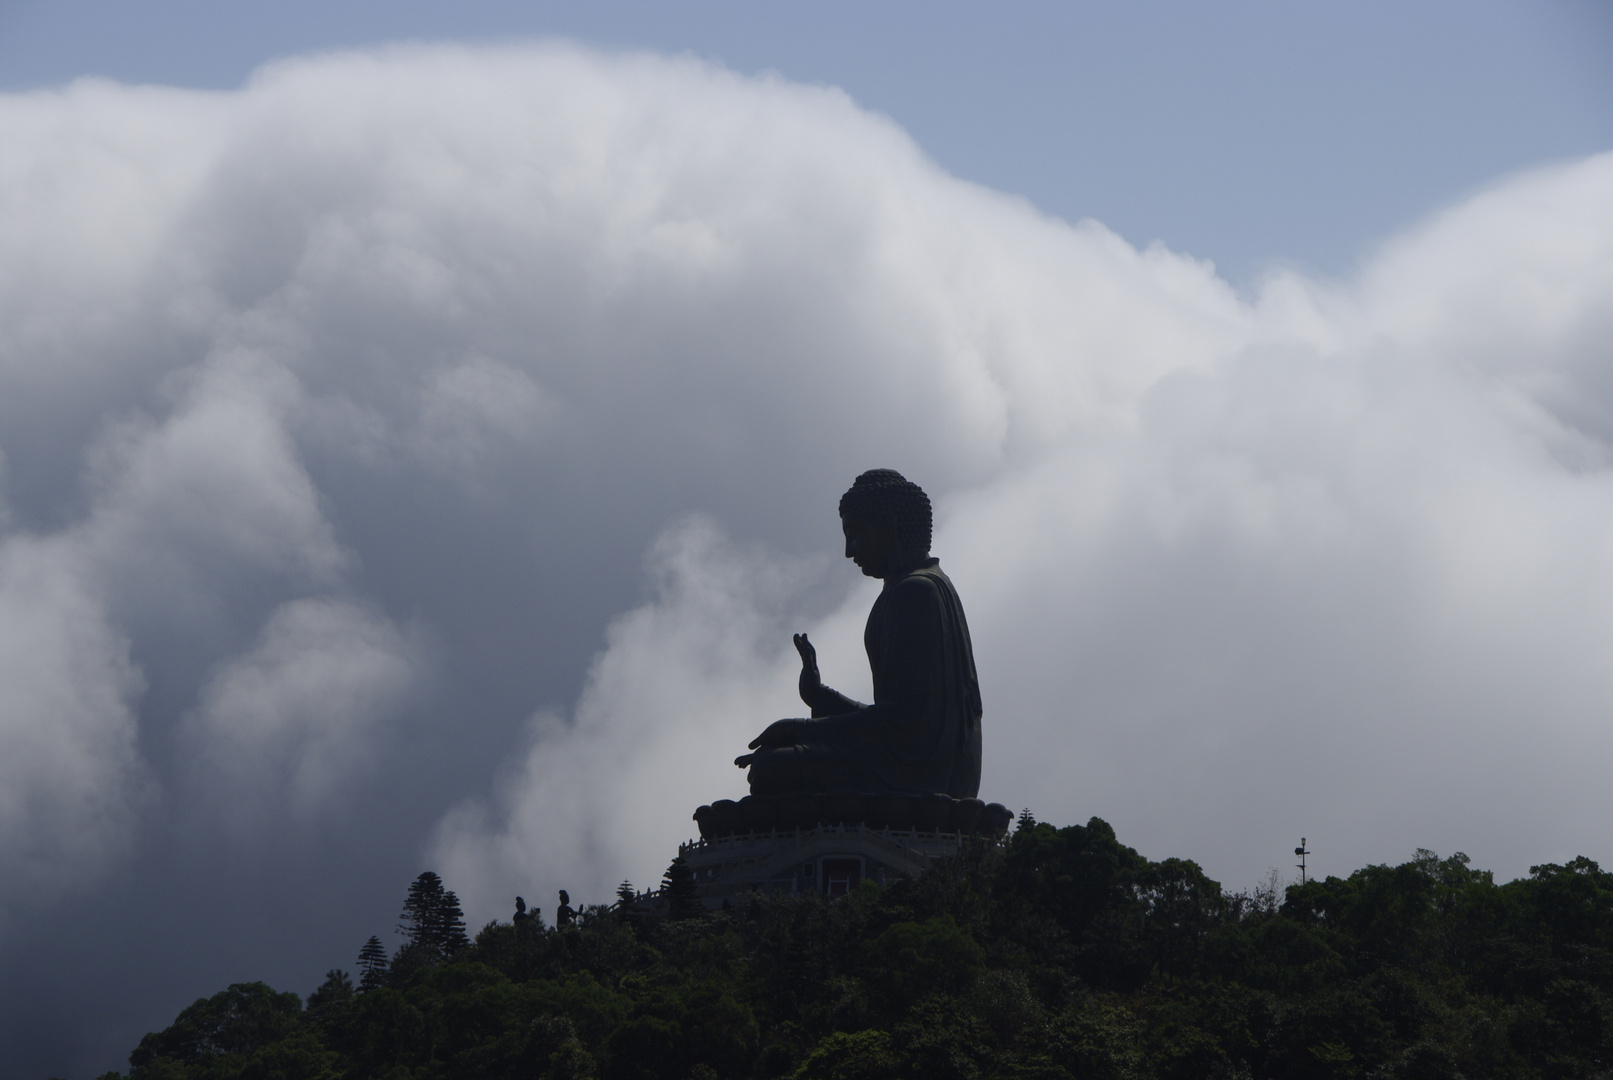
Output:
[85,816,1612,1080]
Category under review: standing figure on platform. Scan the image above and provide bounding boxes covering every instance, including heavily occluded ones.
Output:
[735,469,983,798]
[555,890,577,928]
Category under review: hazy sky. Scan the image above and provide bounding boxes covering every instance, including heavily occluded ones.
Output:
[1,4,1611,1077]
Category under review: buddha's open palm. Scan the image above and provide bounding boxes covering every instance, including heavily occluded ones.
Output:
[734,717,809,768]
[794,632,821,704]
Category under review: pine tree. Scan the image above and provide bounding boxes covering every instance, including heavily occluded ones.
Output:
[356,936,389,991]
[398,871,470,957]
[616,880,636,908]
[399,871,445,946]
[440,889,471,953]
[661,856,701,920]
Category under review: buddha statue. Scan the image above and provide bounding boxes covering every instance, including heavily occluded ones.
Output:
[734,469,983,798]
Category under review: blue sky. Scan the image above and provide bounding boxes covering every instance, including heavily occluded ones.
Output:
[3,0,1609,284]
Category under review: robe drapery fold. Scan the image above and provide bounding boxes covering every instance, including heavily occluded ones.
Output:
[748,558,983,798]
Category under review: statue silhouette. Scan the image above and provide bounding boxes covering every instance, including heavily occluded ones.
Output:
[735,470,982,797]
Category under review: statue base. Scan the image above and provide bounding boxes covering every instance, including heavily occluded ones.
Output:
[693,792,1014,840]
[679,821,996,907]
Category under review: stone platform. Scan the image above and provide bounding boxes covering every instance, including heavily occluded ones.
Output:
[693,792,1014,841]
[679,822,997,908]
[680,794,1014,908]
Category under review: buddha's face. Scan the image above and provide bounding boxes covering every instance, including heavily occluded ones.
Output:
[842,512,897,578]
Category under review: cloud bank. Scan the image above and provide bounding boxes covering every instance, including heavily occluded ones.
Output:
[0,40,1610,1074]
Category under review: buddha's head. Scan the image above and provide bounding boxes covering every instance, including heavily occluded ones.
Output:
[838,469,932,578]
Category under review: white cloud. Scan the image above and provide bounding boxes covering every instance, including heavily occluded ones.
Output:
[0,43,1611,1064]
[0,531,147,916]
[187,597,421,819]
[433,516,824,906]
[85,350,346,592]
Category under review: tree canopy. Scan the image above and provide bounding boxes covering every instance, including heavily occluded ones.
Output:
[100,819,1613,1079]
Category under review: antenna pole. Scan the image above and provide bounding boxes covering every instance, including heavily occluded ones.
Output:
[1294,837,1311,884]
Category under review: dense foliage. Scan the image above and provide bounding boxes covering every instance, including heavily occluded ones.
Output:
[89,817,1612,1079]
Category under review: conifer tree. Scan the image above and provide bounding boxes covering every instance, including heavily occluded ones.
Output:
[399,870,445,946]
[440,889,471,953]
[661,856,701,920]
[398,871,470,956]
[616,880,636,907]
[356,936,389,991]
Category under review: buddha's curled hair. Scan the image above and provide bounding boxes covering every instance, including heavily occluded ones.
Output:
[839,469,933,556]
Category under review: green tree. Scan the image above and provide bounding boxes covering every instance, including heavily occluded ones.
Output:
[399,870,472,956]
[864,915,986,1010]
[790,1030,901,1080]
[357,934,390,991]
[306,968,353,1012]
[127,982,303,1076]
[661,857,701,921]
[107,816,1613,1080]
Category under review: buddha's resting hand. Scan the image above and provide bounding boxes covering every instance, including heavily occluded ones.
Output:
[733,717,813,769]
[794,632,821,704]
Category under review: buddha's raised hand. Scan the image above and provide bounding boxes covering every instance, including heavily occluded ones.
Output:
[794,632,821,704]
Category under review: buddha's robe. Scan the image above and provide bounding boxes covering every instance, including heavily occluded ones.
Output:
[748,558,982,798]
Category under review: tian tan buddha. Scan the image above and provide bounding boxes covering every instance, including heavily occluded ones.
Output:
[734,469,983,798]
